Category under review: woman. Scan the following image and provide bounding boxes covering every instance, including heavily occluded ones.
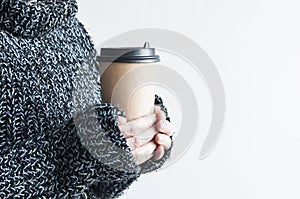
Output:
[0,0,173,198]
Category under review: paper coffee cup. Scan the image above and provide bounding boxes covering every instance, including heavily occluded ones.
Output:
[98,42,160,120]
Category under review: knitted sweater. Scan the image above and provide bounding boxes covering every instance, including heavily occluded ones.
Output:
[0,0,172,198]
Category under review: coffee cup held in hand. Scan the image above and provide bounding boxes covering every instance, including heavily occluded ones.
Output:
[98,42,160,121]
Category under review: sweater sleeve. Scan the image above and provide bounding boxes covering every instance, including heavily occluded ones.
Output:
[72,103,141,199]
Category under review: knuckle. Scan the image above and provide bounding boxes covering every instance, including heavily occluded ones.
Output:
[133,137,140,149]
[129,123,136,136]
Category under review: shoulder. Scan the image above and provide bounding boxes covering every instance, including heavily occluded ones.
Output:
[59,17,95,51]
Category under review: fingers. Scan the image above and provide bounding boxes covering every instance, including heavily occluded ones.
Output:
[132,141,156,165]
[118,106,173,165]
[153,145,165,161]
[131,135,170,165]
[119,113,156,138]
[155,133,172,150]
[124,120,172,150]
[154,106,174,136]
[126,125,158,151]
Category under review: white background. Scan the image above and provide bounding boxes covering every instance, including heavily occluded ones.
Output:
[77,0,300,198]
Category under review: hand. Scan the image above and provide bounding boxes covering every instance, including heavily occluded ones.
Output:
[118,106,173,165]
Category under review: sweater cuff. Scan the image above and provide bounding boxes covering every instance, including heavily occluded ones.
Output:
[138,95,174,174]
[74,103,141,198]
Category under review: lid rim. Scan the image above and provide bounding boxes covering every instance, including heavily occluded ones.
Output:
[98,42,160,63]
[98,57,160,63]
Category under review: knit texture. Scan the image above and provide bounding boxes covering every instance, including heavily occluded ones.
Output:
[0,0,172,198]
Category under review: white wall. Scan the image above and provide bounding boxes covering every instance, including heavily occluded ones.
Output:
[77,0,300,198]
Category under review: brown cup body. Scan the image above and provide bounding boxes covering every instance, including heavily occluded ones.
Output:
[100,62,155,121]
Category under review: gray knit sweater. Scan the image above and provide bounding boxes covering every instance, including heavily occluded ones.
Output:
[0,0,172,198]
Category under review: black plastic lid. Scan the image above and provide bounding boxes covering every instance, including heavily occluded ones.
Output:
[97,42,160,63]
